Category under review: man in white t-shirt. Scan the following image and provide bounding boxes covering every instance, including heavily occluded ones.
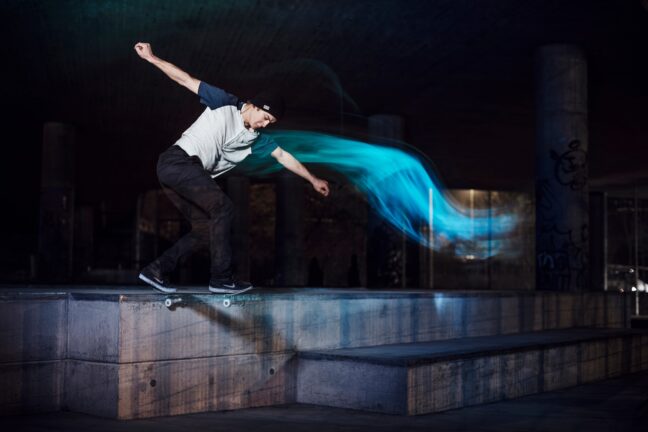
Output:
[134,42,329,294]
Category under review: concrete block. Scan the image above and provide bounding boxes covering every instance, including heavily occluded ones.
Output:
[632,334,648,372]
[465,296,499,337]
[543,346,578,391]
[0,298,66,363]
[118,352,295,419]
[118,296,293,362]
[605,294,626,328]
[461,356,501,406]
[500,296,521,334]
[557,293,576,328]
[582,294,605,327]
[579,340,607,383]
[0,361,63,414]
[606,337,623,378]
[65,360,119,418]
[298,358,406,414]
[533,294,544,331]
[643,335,648,366]
[501,351,541,399]
[343,298,415,347]
[64,352,294,419]
[416,296,465,342]
[293,299,340,349]
[68,299,120,362]
[408,361,463,415]
[516,295,535,332]
[542,293,559,330]
[630,335,644,373]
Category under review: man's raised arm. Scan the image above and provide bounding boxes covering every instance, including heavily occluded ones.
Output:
[134,42,200,94]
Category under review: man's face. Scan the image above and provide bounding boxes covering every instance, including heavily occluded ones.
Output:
[249,106,277,130]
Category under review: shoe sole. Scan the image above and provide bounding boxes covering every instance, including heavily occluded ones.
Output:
[139,273,177,294]
[208,286,254,295]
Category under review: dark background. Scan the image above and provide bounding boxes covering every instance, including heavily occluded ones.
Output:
[1,0,647,279]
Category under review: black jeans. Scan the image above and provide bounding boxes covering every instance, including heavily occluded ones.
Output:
[155,145,233,280]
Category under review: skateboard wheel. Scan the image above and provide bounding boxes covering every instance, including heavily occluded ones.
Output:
[223,298,231,308]
[164,297,181,308]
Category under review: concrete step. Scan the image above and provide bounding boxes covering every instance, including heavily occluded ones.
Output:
[297,328,648,415]
[0,287,635,419]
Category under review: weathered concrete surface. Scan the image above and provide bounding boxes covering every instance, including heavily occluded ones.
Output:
[68,299,120,362]
[59,290,633,365]
[298,329,648,415]
[0,295,67,363]
[298,359,407,413]
[64,352,295,420]
[65,360,119,418]
[0,288,636,419]
[5,370,648,432]
[0,361,63,414]
[0,293,67,415]
[116,352,295,419]
[104,290,631,363]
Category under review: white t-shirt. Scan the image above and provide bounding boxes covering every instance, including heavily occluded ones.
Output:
[174,82,277,178]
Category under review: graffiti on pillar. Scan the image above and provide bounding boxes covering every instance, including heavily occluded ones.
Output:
[536,223,588,291]
[536,139,588,291]
[550,139,587,191]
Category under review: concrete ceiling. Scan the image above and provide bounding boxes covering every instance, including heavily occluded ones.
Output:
[1,0,647,207]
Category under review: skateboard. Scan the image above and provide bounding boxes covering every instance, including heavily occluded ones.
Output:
[164,286,254,309]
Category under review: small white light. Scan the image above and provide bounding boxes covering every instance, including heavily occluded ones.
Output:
[631,286,637,291]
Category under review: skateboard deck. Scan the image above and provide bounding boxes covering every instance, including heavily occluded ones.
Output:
[163,286,254,309]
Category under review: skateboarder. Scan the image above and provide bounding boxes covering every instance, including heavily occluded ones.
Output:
[134,42,330,294]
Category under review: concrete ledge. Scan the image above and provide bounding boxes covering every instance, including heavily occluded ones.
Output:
[65,352,296,419]
[297,329,648,415]
[0,288,636,418]
[64,290,632,363]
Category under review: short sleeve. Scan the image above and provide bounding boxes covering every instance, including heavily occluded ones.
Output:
[198,81,239,109]
[252,135,279,158]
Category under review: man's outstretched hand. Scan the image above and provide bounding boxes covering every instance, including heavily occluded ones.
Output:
[134,42,155,62]
[312,178,330,197]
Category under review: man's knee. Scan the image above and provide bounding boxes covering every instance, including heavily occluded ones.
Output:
[206,196,234,220]
[190,223,211,245]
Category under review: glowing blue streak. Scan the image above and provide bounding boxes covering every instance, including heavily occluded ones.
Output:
[242,130,517,258]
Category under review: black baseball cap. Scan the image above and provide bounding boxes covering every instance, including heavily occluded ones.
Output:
[250,90,285,121]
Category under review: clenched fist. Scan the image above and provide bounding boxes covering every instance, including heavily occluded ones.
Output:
[134,42,155,61]
[312,178,330,197]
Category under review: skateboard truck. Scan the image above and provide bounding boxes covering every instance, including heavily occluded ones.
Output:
[164,297,182,309]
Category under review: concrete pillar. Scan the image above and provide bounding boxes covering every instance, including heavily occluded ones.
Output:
[589,192,605,291]
[535,45,589,291]
[227,176,250,281]
[275,172,305,286]
[367,114,409,288]
[38,122,76,281]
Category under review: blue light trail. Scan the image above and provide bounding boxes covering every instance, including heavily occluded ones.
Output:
[242,130,517,258]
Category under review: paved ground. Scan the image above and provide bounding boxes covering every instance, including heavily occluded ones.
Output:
[5,370,648,432]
